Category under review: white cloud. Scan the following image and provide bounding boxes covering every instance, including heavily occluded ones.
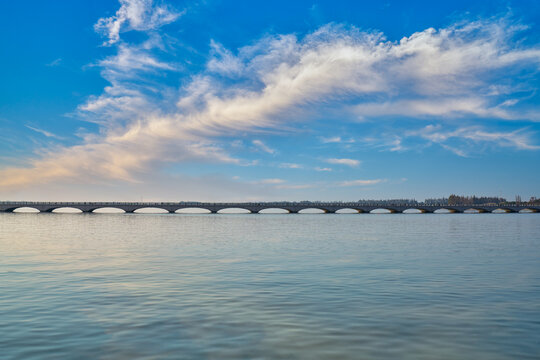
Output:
[354,97,534,120]
[320,136,342,143]
[25,125,64,140]
[361,135,405,152]
[280,163,302,169]
[46,58,62,67]
[440,144,469,157]
[339,179,385,187]
[320,136,356,144]
[326,158,361,167]
[408,124,540,155]
[207,40,244,76]
[98,42,176,72]
[1,13,539,190]
[459,128,540,150]
[252,140,276,154]
[275,183,316,189]
[257,178,285,184]
[387,137,404,152]
[315,167,332,172]
[94,0,182,45]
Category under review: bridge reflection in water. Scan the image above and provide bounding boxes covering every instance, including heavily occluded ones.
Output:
[1,202,539,214]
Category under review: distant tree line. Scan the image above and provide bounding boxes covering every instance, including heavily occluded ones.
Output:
[285,196,537,206]
[356,199,418,205]
[524,197,540,205]
[422,196,507,205]
[446,195,507,205]
[426,195,540,206]
[425,197,495,205]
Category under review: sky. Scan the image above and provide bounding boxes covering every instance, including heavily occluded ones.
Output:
[0,0,539,202]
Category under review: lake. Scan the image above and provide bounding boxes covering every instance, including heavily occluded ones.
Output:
[1,213,539,359]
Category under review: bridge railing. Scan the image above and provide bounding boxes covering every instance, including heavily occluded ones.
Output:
[1,201,539,208]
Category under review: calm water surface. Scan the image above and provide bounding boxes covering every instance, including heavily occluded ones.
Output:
[1,213,539,359]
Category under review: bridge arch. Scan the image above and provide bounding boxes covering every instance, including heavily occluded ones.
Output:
[369,208,397,214]
[51,207,83,213]
[92,207,126,213]
[402,208,428,214]
[258,208,290,214]
[217,208,251,214]
[335,208,360,214]
[463,208,487,213]
[491,208,515,213]
[519,208,539,213]
[175,207,211,214]
[133,207,169,214]
[434,208,458,213]
[12,207,40,213]
[298,208,327,214]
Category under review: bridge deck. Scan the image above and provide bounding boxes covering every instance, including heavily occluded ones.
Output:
[0,202,538,214]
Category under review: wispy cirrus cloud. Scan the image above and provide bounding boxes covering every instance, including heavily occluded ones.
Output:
[46,58,62,67]
[254,178,286,184]
[362,135,405,152]
[1,5,539,191]
[326,158,361,167]
[252,177,388,190]
[94,0,182,45]
[275,183,316,190]
[320,136,342,143]
[407,124,540,156]
[207,40,245,76]
[252,140,276,154]
[280,163,303,169]
[363,123,539,155]
[25,125,64,140]
[320,136,355,144]
[339,179,386,187]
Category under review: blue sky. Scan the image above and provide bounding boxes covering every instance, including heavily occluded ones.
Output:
[0,0,539,201]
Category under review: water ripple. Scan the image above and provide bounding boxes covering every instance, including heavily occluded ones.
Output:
[1,214,539,359]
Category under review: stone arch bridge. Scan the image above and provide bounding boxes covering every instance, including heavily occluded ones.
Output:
[1,201,538,214]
